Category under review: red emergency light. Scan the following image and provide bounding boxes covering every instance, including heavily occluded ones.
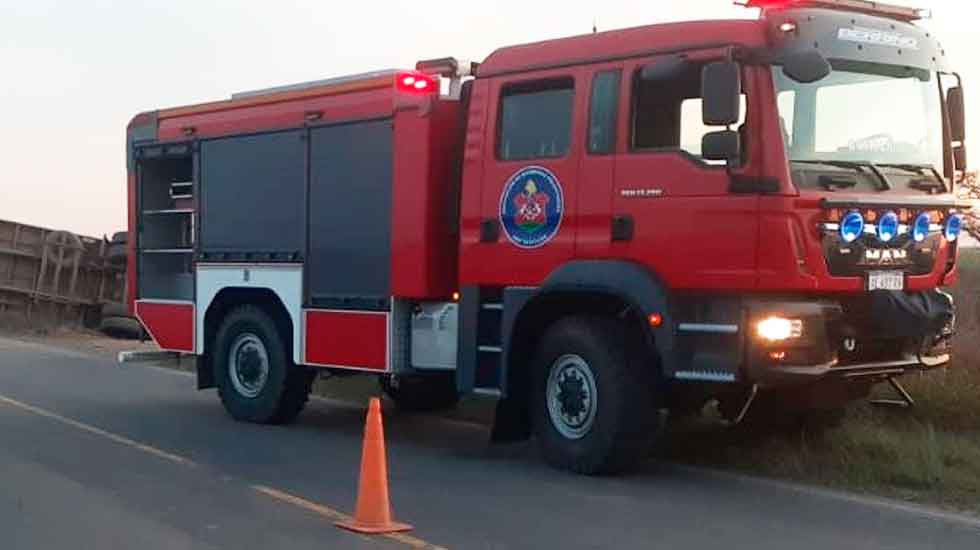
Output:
[734,0,931,21]
[395,71,439,94]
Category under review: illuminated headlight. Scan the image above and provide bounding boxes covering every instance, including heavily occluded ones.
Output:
[944,214,963,242]
[911,212,931,242]
[840,212,864,244]
[877,211,899,243]
[757,317,804,341]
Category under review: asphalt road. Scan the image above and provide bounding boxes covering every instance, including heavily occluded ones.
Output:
[1,336,978,550]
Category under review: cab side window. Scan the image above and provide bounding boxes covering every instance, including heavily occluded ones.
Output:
[498,78,574,161]
[588,70,621,154]
[632,62,746,159]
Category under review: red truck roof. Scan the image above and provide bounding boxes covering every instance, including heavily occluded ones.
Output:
[147,71,419,142]
[478,19,767,77]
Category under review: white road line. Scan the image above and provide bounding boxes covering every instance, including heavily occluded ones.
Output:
[671,464,980,530]
[252,485,447,550]
[0,392,446,548]
[0,394,197,467]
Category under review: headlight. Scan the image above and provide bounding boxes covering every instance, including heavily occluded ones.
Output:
[757,317,803,341]
[944,214,963,242]
[911,212,930,242]
[840,212,864,243]
[877,211,899,243]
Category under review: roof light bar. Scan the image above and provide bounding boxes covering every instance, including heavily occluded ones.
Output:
[395,71,439,94]
[734,0,930,21]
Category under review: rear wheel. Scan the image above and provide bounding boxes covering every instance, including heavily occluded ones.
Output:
[531,316,663,475]
[214,305,313,424]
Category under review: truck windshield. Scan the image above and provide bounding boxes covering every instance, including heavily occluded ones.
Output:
[773,61,945,180]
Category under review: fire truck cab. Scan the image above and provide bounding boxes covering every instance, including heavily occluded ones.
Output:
[127,0,969,474]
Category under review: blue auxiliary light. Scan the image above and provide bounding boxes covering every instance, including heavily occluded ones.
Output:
[877,212,899,243]
[911,213,930,242]
[944,214,963,242]
[840,212,865,243]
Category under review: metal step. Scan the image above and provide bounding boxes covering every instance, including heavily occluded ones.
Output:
[473,387,502,398]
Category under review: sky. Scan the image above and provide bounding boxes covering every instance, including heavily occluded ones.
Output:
[0,0,975,237]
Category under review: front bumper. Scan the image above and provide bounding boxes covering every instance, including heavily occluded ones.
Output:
[743,290,954,387]
[668,290,954,388]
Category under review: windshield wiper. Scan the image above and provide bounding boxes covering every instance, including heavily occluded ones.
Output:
[876,163,949,193]
[817,175,858,191]
[792,160,892,191]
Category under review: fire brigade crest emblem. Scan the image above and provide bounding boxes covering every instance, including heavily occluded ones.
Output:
[499,166,564,249]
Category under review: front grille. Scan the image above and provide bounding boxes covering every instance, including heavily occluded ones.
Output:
[822,232,938,277]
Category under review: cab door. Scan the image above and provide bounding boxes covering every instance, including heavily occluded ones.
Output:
[473,67,586,286]
[611,54,759,290]
[577,64,624,258]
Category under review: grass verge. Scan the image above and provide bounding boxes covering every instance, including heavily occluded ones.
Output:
[666,248,980,514]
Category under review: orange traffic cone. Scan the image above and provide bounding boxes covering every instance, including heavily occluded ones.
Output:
[337,397,413,534]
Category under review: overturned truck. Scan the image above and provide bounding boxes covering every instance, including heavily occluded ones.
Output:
[0,218,127,327]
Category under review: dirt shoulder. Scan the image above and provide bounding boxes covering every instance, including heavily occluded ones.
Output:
[0,325,159,362]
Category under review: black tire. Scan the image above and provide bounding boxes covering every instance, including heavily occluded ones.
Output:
[531,316,663,475]
[213,305,313,424]
[107,243,127,265]
[381,373,459,412]
[99,316,143,340]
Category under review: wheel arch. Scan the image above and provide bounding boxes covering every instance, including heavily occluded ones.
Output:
[202,287,295,359]
[196,264,304,365]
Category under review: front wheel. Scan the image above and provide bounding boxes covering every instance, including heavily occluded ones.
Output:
[214,305,314,424]
[531,316,663,475]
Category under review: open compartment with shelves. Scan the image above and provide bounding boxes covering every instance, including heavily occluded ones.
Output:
[136,147,195,301]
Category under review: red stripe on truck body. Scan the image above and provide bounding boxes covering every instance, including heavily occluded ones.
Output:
[135,300,195,353]
[303,310,389,371]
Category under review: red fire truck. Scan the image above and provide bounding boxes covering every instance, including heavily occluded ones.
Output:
[127,0,969,474]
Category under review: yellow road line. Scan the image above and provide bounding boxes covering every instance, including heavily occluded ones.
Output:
[0,393,446,549]
[0,394,197,467]
[252,485,448,550]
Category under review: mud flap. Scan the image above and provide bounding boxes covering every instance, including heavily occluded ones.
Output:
[491,397,531,442]
[196,354,215,390]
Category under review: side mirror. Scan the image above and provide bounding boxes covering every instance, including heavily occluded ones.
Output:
[954,144,968,172]
[702,61,741,126]
[948,86,966,143]
[702,130,741,163]
[641,56,688,81]
[782,50,831,84]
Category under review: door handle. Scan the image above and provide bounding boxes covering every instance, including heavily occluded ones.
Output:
[612,215,634,242]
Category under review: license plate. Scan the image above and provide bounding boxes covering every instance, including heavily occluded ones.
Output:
[867,271,904,291]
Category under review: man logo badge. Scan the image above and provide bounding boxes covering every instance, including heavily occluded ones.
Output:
[864,248,908,265]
